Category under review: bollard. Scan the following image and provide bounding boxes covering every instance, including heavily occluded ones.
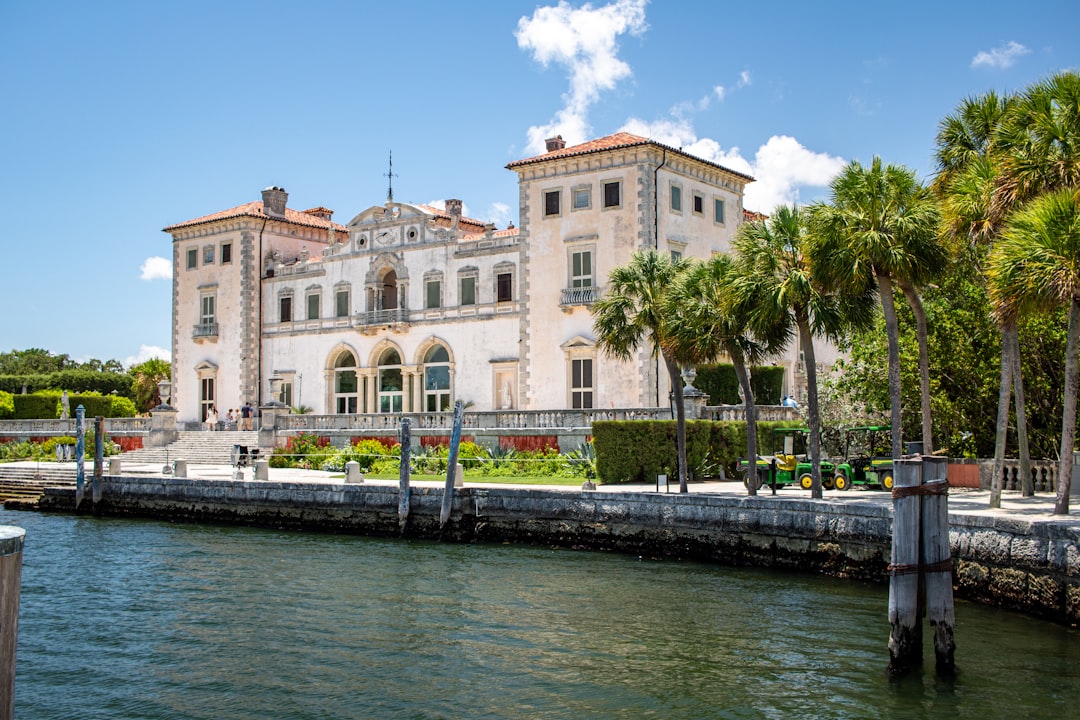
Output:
[254,459,269,481]
[1,526,26,720]
[440,401,465,528]
[109,457,122,476]
[345,461,364,484]
[921,456,955,674]
[173,459,188,478]
[454,462,464,489]
[888,457,923,675]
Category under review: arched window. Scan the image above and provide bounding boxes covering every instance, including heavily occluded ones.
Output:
[423,345,451,411]
[378,348,403,412]
[334,351,358,414]
[381,269,398,310]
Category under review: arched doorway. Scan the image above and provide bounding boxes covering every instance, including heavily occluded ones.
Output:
[380,269,398,310]
[378,348,403,412]
[334,351,358,413]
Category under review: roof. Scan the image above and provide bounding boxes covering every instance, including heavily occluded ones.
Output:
[415,203,489,233]
[164,200,348,233]
[506,131,755,182]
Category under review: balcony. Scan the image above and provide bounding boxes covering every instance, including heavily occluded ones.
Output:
[357,308,410,328]
[560,286,601,308]
[192,323,219,339]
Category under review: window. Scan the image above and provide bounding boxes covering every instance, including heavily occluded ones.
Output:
[603,181,620,208]
[378,348,404,413]
[571,358,594,409]
[424,345,452,412]
[693,192,704,215]
[497,272,513,302]
[200,294,216,324]
[203,244,215,265]
[280,296,293,323]
[334,351,358,414]
[335,289,350,317]
[425,279,441,309]
[670,250,682,262]
[221,242,232,264]
[460,276,476,306]
[307,292,320,320]
[200,376,215,423]
[186,248,198,270]
[544,189,561,217]
[714,198,726,224]
[573,187,590,210]
[571,249,593,288]
[670,184,682,212]
[279,381,293,408]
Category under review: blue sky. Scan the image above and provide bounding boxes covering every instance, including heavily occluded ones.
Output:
[1,0,1076,367]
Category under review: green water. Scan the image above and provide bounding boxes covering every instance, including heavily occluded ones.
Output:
[3,509,1078,719]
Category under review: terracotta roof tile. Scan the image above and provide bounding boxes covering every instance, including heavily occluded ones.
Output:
[506,131,754,182]
[164,201,348,233]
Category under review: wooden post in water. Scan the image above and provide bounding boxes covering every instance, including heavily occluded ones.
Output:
[75,405,85,508]
[1,526,26,720]
[440,401,465,528]
[888,456,923,675]
[397,418,412,532]
[93,415,104,504]
[921,456,955,674]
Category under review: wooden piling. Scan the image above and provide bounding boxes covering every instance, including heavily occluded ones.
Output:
[921,456,955,674]
[398,418,412,531]
[75,405,85,507]
[888,456,923,675]
[440,401,465,528]
[93,415,104,504]
[1,526,26,720]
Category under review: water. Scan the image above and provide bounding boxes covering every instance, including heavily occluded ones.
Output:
[3,509,1078,719]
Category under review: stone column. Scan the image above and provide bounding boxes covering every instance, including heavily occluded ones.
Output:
[259,403,290,449]
[1,526,25,720]
[365,370,377,413]
[148,405,179,448]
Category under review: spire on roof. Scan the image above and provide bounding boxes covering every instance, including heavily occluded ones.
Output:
[384,151,398,203]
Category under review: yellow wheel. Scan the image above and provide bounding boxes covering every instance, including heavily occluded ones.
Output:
[823,475,835,490]
[834,474,849,491]
[799,473,814,490]
[881,473,894,490]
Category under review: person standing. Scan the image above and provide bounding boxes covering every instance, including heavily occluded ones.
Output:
[205,405,218,432]
[241,401,253,431]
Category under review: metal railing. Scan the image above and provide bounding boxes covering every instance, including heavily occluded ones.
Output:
[357,308,410,326]
[192,323,219,338]
[560,286,601,306]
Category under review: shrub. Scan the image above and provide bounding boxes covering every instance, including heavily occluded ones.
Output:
[694,364,786,405]
[0,391,12,419]
[269,433,334,469]
[13,393,59,419]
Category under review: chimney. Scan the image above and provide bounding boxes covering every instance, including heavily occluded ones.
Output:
[545,135,566,152]
[262,186,288,218]
[445,199,462,230]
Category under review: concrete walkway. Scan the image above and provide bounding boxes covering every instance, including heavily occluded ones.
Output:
[3,460,1078,527]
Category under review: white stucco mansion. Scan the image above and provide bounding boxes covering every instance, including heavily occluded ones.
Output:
[165,132,815,426]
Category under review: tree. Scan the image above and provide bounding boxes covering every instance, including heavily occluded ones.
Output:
[811,158,942,458]
[988,188,1080,514]
[128,358,172,413]
[667,254,775,494]
[734,205,875,497]
[593,250,693,492]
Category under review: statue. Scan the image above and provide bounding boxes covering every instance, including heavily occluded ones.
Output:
[60,390,70,420]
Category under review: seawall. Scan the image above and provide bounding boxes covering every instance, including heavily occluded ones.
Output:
[30,476,1080,626]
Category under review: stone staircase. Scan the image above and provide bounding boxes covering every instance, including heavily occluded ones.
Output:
[119,430,262,465]
[0,465,76,505]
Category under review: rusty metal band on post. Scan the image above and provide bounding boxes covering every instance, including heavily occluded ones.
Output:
[887,558,953,576]
[891,480,949,499]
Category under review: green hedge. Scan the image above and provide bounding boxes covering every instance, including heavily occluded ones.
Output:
[11,391,137,419]
[13,394,58,419]
[694,364,786,405]
[592,419,803,484]
[0,371,133,397]
[0,390,13,419]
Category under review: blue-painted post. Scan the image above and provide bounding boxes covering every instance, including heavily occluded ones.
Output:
[440,400,465,527]
[397,418,412,531]
[93,416,104,504]
[75,405,85,508]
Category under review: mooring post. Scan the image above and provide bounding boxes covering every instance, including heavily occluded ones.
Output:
[440,400,465,528]
[75,405,85,508]
[93,415,104,504]
[921,455,955,674]
[398,418,412,531]
[888,456,923,675]
[1,525,26,720]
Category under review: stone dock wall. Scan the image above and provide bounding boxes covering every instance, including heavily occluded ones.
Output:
[32,476,1080,626]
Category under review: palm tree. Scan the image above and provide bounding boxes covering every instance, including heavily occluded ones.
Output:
[666,254,775,494]
[592,249,693,492]
[128,357,172,413]
[987,188,1080,514]
[734,205,875,498]
[811,158,942,459]
[934,90,1034,503]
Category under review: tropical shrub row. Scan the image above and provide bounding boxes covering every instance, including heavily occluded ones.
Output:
[0,370,133,397]
[10,391,137,419]
[694,364,786,405]
[592,419,802,484]
[0,434,122,461]
[268,434,596,478]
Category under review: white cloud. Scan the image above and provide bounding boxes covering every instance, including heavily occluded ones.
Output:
[486,202,513,227]
[516,0,648,154]
[124,344,170,367]
[738,70,752,87]
[713,85,726,101]
[619,117,844,212]
[140,256,171,281]
[971,41,1030,69]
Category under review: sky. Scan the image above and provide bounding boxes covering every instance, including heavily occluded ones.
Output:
[1,0,1076,367]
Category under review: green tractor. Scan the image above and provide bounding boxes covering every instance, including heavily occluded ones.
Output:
[738,426,837,491]
[831,425,894,491]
